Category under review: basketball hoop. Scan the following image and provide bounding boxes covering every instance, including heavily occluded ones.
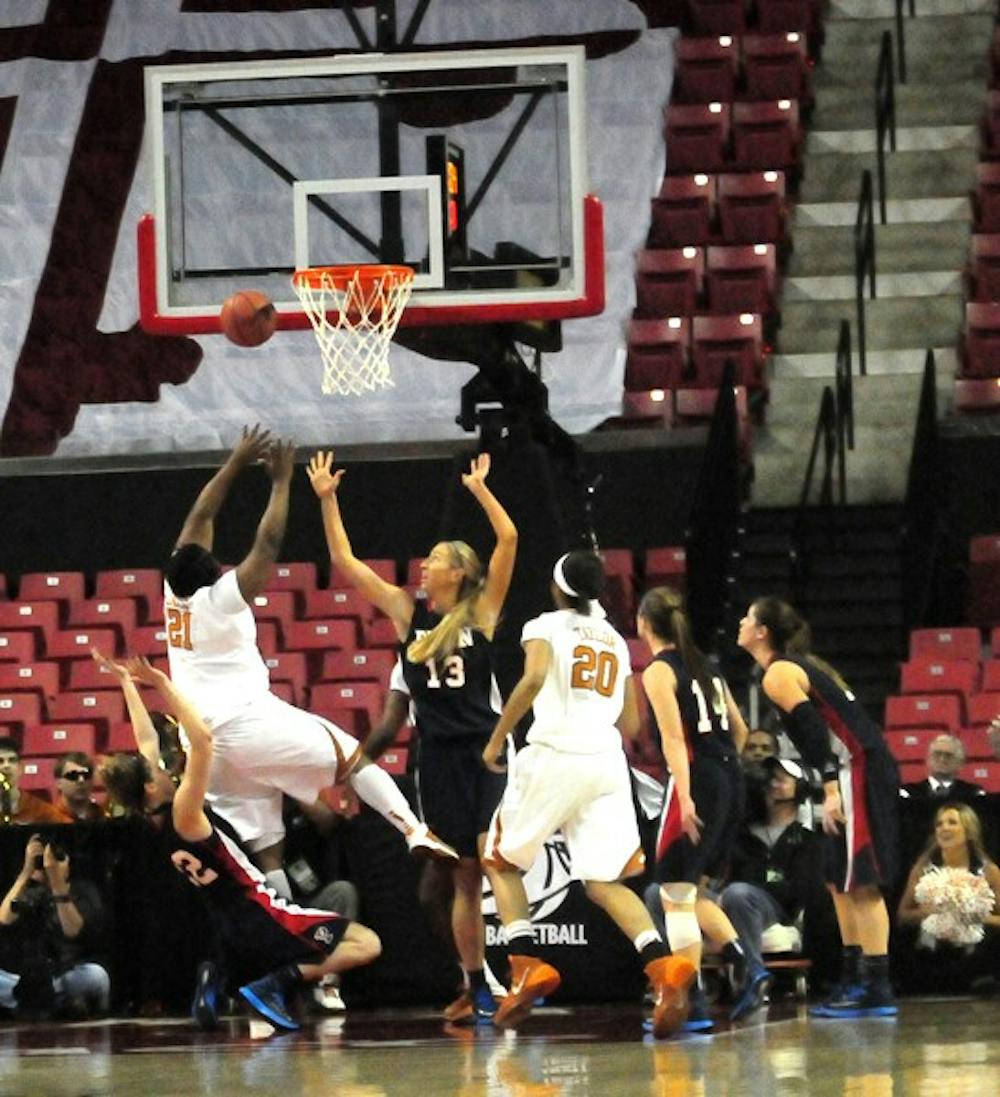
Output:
[291,265,414,395]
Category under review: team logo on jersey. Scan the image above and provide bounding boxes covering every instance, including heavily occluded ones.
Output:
[313,925,335,946]
[482,833,588,946]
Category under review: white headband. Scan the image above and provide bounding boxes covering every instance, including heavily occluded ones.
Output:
[553,554,578,597]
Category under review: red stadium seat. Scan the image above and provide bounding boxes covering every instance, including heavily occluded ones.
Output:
[45,627,119,663]
[664,102,731,174]
[964,693,995,728]
[635,247,706,318]
[19,757,56,795]
[251,591,297,639]
[320,649,397,684]
[649,175,716,248]
[22,723,98,758]
[627,638,652,672]
[984,660,1000,692]
[899,660,980,715]
[688,0,747,35]
[961,302,1000,378]
[330,558,397,588]
[954,378,1000,413]
[266,562,318,598]
[106,721,139,753]
[973,162,1000,232]
[18,571,85,607]
[619,390,676,429]
[0,661,61,700]
[885,728,940,763]
[626,317,690,391]
[966,761,1000,792]
[961,727,996,761]
[908,627,982,663]
[896,760,927,785]
[270,680,296,705]
[282,618,359,653]
[705,244,779,318]
[0,601,60,643]
[884,694,962,734]
[65,599,138,651]
[262,652,309,705]
[364,616,402,649]
[993,626,1000,656]
[130,625,168,658]
[717,171,787,246]
[690,313,766,391]
[755,0,817,35]
[645,546,688,589]
[0,693,43,733]
[731,100,802,173]
[741,32,812,102]
[406,559,425,587]
[376,748,409,776]
[0,631,37,664]
[47,691,126,733]
[67,659,120,692]
[301,589,373,625]
[675,35,739,104]
[675,386,752,457]
[968,233,1000,303]
[94,568,163,623]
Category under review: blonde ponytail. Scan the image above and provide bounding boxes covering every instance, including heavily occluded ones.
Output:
[407,541,486,664]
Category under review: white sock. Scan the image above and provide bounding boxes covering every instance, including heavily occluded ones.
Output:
[506,919,535,951]
[633,928,662,954]
[349,763,420,836]
[264,869,293,900]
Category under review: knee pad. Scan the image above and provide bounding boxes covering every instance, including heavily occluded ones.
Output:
[664,906,701,953]
[660,883,698,907]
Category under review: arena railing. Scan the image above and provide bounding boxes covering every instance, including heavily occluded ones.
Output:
[854,170,876,376]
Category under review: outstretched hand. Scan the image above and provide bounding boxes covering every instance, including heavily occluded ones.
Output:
[307,450,345,499]
[231,423,272,467]
[90,647,129,683]
[262,438,296,484]
[461,452,491,494]
[123,655,169,690]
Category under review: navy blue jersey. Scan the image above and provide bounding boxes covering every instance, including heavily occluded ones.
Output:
[775,655,886,763]
[401,600,500,743]
[648,649,737,763]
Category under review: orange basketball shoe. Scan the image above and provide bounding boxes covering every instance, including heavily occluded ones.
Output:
[493,956,561,1029]
[645,955,697,1039]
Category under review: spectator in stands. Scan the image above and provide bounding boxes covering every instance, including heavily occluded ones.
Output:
[742,728,779,768]
[899,734,986,805]
[719,757,825,979]
[0,833,111,1018]
[0,738,66,825]
[895,803,1000,994]
[987,716,1000,762]
[52,753,105,823]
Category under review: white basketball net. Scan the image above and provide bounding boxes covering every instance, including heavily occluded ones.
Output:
[292,266,414,396]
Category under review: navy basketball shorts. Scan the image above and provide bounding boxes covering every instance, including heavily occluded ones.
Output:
[416,736,506,859]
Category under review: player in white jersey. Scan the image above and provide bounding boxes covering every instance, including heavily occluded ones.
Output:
[481,550,696,1039]
[163,426,456,897]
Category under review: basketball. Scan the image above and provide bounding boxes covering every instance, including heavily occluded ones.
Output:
[219,290,277,347]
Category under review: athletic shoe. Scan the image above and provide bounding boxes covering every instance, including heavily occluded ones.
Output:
[645,955,698,1040]
[312,974,346,1013]
[810,985,898,1019]
[191,960,221,1031]
[682,986,715,1032]
[406,824,459,863]
[239,973,300,1032]
[442,988,473,1023]
[472,985,498,1022]
[493,956,561,1029]
[729,962,772,1022]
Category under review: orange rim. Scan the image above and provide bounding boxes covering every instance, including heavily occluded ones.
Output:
[292,264,414,292]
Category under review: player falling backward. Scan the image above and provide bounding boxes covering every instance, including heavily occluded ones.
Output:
[161,425,456,898]
[94,652,380,1032]
[481,550,697,1037]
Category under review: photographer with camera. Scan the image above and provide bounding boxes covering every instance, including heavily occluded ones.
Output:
[0,737,66,825]
[0,833,111,1018]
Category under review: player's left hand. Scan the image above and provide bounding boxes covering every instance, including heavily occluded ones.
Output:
[482,739,506,774]
[306,450,345,498]
[461,453,491,493]
[822,789,846,835]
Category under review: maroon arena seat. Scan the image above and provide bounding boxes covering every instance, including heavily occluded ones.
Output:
[18,571,86,606]
[969,233,1000,302]
[320,648,397,684]
[909,627,982,663]
[635,247,706,318]
[619,390,676,429]
[94,568,163,623]
[954,378,1000,413]
[675,385,752,457]
[0,661,61,701]
[731,100,802,173]
[705,243,779,317]
[664,102,731,174]
[717,171,787,246]
[0,631,37,664]
[966,691,1000,729]
[972,162,1000,232]
[644,546,688,589]
[741,32,812,102]
[961,302,1000,378]
[884,694,962,734]
[65,598,138,651]
[675,36,739,104]
[899,659,980,718]
[755,0,817,35]
[649,174,716,247]
[690,312,766,391]
[626,317,690,391]
[886,728,941,763]
[22,723,98,758]
[688,0,748,36]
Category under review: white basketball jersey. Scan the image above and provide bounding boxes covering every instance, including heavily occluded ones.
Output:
[164,569,270,727]
[521,608,631,754]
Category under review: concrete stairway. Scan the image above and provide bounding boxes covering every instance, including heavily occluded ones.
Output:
[752,0,994,505]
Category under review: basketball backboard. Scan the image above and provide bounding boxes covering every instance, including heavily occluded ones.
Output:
[138,45,604,335]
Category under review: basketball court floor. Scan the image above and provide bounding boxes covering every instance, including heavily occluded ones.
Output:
[2,998,998,1095]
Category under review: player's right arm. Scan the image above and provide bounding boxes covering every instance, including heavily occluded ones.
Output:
[363,689,412,762]
[306,450,414,636]
[127,658,213,843]
[91,648,162,773]
[642,659,702,844]
[175,424,272,551]
[234,438,295,603]
[483,638,551,772]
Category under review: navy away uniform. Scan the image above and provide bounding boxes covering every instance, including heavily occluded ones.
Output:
[163,809,348,972]
[402,601,505,857]
[650,650,744,884]
[773,656,899,893]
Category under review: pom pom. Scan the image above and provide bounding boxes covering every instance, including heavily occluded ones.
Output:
[914,865,995,946]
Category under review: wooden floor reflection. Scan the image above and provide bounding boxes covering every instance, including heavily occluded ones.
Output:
[2,998,1000,1095]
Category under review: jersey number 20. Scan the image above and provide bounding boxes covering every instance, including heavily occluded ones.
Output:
[571,645,618,697]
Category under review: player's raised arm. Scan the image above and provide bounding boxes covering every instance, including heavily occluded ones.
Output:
[307,450,414,633]
[176,424,272,551]
[462,454,517,635]
[234,437,295,603]
[127,657,213,842]
[91,648,163,773]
